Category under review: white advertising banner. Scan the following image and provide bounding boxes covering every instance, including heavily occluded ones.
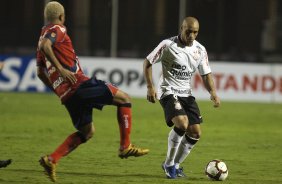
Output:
[0,56,281,103]
[79,57,282,103]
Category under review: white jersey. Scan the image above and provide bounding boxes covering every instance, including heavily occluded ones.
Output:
[146,36,211,99]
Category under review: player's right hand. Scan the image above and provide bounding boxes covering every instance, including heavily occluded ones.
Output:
[147,87,157,103]
[210,95,220,108]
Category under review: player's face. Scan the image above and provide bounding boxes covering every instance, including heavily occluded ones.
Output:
[180,23,199,46]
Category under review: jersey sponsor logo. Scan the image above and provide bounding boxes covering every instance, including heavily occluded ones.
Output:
[52,76,64,89]
[170,63,193,80]
[172,64,186,70]
[171,87,191,95]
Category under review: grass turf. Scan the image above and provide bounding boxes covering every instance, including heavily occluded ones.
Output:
[0,92,281,183]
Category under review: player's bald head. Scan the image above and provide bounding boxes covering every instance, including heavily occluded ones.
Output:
[44,1,65,22]
[182,17,199,30]
[180,17,200,46]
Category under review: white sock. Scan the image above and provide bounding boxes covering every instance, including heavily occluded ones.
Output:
[165,129,184,167]
[174,135,199,166]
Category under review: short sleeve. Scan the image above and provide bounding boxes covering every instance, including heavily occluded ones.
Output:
[44,26,65,44]
[146,40,168,64]
[198,49,211,75]
[44,29,57,44]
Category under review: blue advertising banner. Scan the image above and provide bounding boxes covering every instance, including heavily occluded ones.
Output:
[0,56,49,92]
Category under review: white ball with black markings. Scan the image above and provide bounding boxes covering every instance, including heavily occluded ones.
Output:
[205,159,228,181]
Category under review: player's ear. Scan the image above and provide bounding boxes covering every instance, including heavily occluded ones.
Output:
[180,25,183,32]
[59,14,64,22]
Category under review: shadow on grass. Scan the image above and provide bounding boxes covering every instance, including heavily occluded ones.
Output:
[59,171,163,179]
[4,168,164,179]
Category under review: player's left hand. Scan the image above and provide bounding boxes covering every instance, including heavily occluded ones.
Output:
[210,95,220,108]
[59,68,77,84]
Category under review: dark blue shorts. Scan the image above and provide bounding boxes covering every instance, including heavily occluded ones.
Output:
[64,78,115,129]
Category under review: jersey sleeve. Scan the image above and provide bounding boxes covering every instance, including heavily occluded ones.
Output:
[198,48,212,75]
[44,29,57,44]
[146,40,168,64]
[44,26,65,45]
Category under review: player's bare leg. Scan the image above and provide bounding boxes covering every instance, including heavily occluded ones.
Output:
[111,89,149,158]
[39,124,93,182]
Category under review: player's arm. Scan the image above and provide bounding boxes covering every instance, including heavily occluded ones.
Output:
[143,59,157,103]
[39,38,77,84]
[201,73,220,107]
[37,66,54,91]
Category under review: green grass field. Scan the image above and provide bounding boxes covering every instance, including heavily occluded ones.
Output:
[0,92,281,184]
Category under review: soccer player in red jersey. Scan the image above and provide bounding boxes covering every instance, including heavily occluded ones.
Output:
[37,2,149,182]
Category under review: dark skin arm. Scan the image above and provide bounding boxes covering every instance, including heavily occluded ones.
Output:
[39,38,77,84]
[37,66,54,91]
[143,59,157,103]
[201,73,220,107]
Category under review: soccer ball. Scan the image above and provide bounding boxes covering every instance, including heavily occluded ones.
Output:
[205,159,228,181]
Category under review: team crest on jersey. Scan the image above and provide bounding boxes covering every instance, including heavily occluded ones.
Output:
[192,49,201,60]
[51,32,56,37]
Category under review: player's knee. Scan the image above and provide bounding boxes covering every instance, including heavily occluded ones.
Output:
[78,125,95,142]
[173,126,186,136]
[85,126,95,140]
[194,133,201,139]
[121,92,131,103]
[187,124,201,139]
[178,123,188,132]
[116,90,131,103]
[173,116,188,131]
[113,90,132,106]
[117,92,132,107]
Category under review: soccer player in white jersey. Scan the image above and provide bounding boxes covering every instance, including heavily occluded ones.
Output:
[143,16,220,179]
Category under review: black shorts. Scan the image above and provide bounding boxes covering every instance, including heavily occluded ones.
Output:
[64,77,114,129]
[159,94,203,127]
